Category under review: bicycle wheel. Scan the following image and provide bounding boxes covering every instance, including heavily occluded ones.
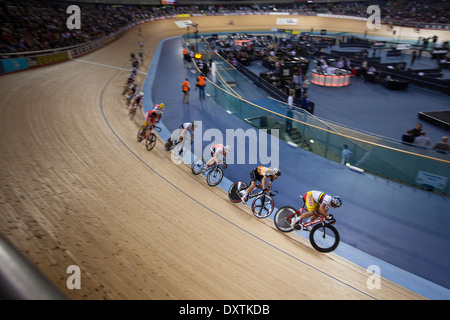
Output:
[274,206,297,233]
[207,166,223,187]
[252,194,274,218]
[228,181,248,203]
[137,129,143,142]
[309,224,340,253]
[191,157,205,175]
[129,107,136,120]
[164,138,173,151]
[172,144,186,161]
[145,133,156,151]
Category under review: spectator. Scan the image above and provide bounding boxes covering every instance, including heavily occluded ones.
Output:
[432,136,450,153]
[411,51,417,66]
[413,130,431,148]
[302,76,309,95]
[401,130,415,144]
[301,94,311,112]
[341,144,352,165]
[286,105,294,134]
[411,123,423,137]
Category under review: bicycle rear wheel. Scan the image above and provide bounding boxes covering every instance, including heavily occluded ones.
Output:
[191,157,205,175]
[274,206,297,232]
[309,224,340,253]
[228,181,248,203]
[145,133,156,151]
[207,166,223,187]
[252,194,274,218]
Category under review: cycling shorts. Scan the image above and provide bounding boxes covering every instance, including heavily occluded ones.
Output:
[250,168,263,182]
[303,191,320,212]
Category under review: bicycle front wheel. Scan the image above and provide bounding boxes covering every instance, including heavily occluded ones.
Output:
[309,224,340,253]
[145,133,156,151]
[228,181,248,203]
[207,166,223,187]
[274,206,297,232]
[172,144,186,161]
[191,157,205,175]
[129,107,137,120]
[252,194,274,218]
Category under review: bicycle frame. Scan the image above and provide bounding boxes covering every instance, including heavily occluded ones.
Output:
[243,183,277,200]
[286,207,335,229]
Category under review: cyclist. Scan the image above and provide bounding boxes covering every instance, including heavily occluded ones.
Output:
[204,143,230,171]
[152,103,164,122]
[290,190,342,229]
[130,91,144,110]
[176,121,197,145]
[138,109,162,140]
[240,166,281,203]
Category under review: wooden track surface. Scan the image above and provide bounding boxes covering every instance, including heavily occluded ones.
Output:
[0,16,426,300]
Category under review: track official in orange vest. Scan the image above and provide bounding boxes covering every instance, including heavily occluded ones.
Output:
[196,73,206,99]
[182,78,190,104]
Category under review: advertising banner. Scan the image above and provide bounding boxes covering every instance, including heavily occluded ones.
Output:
[1,57,29,73]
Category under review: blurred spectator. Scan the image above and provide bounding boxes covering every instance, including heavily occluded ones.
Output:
[401,130,415,144]
[433,136,450,153]
[413,130,432,148]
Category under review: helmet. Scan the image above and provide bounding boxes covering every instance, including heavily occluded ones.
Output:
[272,167,281,176]
[224,145,230,153]
[331,196,342,207]
[159,103,165,109]
[139,91,144,96]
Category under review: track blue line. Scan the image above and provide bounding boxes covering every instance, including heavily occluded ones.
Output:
[97,40,377,300]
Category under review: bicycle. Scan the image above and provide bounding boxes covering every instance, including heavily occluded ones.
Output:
[273,203,340,253]
[228,181,278,218]
[137,125,161,151]
[128,101,141,120]
[164,136,187,158]
[191,157,224,187]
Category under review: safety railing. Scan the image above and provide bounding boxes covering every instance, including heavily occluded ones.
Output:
[203,51,450,195]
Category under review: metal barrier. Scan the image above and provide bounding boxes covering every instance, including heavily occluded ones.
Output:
[0,233,67,300]
[205,49,450,195]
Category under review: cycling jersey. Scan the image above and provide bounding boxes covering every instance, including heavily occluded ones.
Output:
[135,96,143,104]
[145,110,159,125]
[250,166,276,182]
[210,144,226,157]
[180,122,194,131]
[303,190,332,212]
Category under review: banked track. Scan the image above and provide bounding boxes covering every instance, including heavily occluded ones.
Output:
[0,16,424,300]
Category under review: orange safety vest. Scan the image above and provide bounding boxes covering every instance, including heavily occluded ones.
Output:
[197,75,206,86]
[182,81,190,92]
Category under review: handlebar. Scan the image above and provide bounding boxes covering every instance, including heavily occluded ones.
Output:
[326,214,336,224]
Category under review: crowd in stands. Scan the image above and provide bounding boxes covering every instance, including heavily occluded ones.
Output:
[1,0,449,55]
[0,0,153,54]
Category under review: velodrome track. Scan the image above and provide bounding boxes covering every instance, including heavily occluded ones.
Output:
[0,15,439,300]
